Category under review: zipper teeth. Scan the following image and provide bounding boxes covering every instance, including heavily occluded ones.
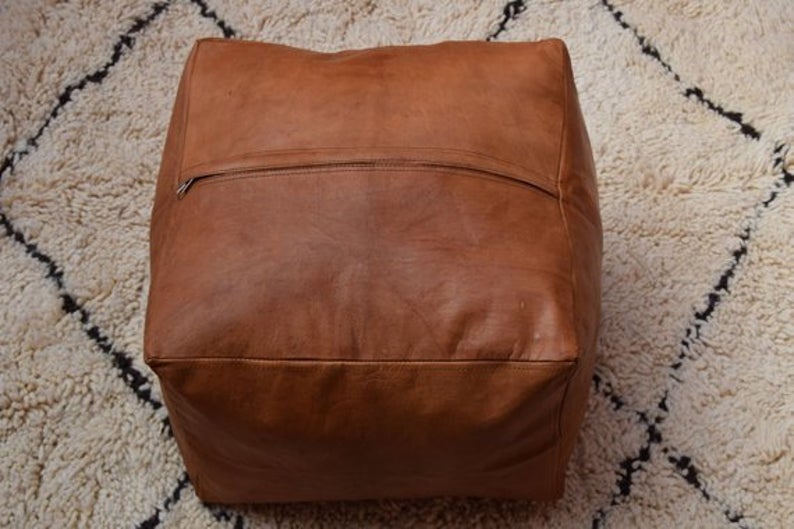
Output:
[176,160,555,199]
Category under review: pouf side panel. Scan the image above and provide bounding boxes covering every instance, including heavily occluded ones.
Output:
[152,359,577,502]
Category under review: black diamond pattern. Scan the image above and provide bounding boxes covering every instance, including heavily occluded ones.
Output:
[0,1,788,527]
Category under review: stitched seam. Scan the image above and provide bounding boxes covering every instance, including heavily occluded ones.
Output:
[147,358,577,370]
[180,145,553,186]
[554,41,581,493]
[182,165,559,198]
[159,380,207,496]
[180,146,527,172]
[175,40,201,191]
[198,36,560,56]
[554,43,577,354]
[554,358,579,494]
[145,41,200,364]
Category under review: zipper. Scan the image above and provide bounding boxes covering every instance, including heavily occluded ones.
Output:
[175,159,558,200]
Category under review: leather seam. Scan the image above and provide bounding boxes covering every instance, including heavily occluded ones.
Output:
[554,357,579,495]
[554,41,581,496]
[158,385,202,496]
[183,165,558,197]
[175,40,201,193]
[147,358,577,370]
[180,146,553,187]
[181,145,523,169]
[144,42,199,364]
[554,44,580,359]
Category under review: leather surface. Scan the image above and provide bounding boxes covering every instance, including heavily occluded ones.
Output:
[144,37,602,503]
[152,359,574,502]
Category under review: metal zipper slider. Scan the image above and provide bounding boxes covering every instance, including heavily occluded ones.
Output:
[176,178,195,199]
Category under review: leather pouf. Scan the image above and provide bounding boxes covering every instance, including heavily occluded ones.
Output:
[144,37,603,503]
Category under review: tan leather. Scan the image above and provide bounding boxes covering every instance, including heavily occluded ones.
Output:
[144,37,602,503]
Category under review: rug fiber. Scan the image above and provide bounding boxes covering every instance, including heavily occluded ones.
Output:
[1,0,792,527]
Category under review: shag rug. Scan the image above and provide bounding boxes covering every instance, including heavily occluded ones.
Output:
[1,1,792,527]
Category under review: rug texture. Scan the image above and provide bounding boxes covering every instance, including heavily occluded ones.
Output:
[1,0,792,527]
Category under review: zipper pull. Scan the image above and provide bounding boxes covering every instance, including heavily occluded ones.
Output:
[176,178,195,199]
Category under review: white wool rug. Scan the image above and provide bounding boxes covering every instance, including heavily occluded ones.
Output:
[1,1,792,527]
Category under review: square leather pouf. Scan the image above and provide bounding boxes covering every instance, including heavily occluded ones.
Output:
[144,37,603,503]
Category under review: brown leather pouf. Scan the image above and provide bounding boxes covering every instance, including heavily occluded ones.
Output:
[144,37,602,503]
